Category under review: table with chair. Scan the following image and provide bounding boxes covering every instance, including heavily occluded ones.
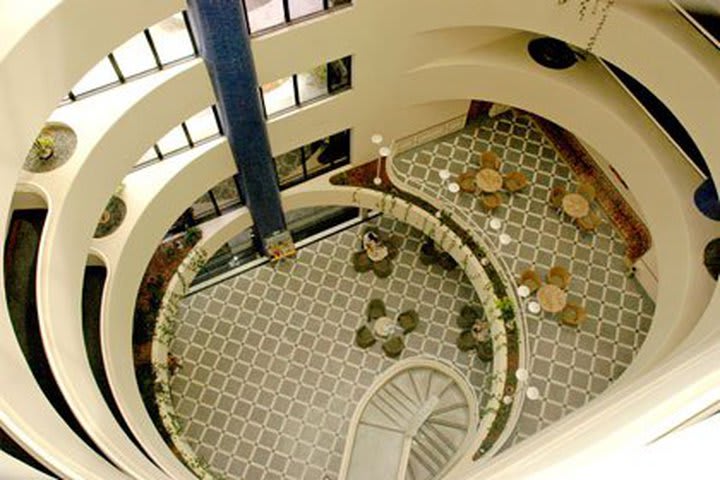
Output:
[455,150,530,212]
[518,265,586,326]
[549,182,602,233]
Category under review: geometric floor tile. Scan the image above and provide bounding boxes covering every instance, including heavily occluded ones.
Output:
[391,112,655,448]
[171,216,491,479]
[169,112,655,479]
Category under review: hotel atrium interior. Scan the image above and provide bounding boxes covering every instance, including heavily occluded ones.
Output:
[1,0,719,479]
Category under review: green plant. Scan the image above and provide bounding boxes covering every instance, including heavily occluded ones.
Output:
[486,267,506,297]
[495,297,514,321]
[183,227,201,247]
[33,134,54,160]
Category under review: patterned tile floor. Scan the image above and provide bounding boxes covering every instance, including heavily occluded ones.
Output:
[170,217,493,479]
[169,111,655,479]
[391,111,655,448]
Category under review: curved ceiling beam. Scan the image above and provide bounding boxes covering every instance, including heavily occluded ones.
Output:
[98,140,235,477]
[24,60,214,479]
[0,1,183,477]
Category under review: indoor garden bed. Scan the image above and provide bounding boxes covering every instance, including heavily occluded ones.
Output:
[23,123,77,173]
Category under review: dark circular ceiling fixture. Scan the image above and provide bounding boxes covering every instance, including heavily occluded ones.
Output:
[694,178,720,221]
[704,238,720,280]
[528,37,578,70]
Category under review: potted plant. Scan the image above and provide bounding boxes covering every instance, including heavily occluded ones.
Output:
[34,134,55,160]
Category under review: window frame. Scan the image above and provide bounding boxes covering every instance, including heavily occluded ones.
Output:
[261,55,352,119]
[63,11,199,104]
[241,0,352,37]
[274,128,351,190]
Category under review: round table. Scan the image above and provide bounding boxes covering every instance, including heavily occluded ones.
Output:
[366,244,388,262]
[374,316,394,337]
[537,284,567,313]
[562,193,590,218]
[475,168,503,193]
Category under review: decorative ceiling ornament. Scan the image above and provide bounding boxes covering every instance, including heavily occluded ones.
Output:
[557,0,617,52]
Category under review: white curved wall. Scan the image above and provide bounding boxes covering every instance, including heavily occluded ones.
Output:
[0,451,54,480]
[0,1,183,477]
[1,0,718,478]
[402,0,720,180]
[18,60,214,479]
[98,139,235,479]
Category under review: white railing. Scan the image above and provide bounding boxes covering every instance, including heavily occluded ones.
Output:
[385,154,530,461]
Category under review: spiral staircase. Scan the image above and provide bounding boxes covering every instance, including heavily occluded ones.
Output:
[340,358,479,480]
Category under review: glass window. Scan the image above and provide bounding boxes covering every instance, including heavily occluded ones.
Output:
[72,58,119,95]
[156,125,189,156]
[261,56,351,117]
[136,146,158,167]
[309,130,350,175]
[149,13,194,64]
[191,192,216,220]
[328,56,352,93]
[297,65,328,103]
[112,31,157,77]
[211,178,241,211]
[185,108,220,143]
[244,0,351,34]
[289,0,324,19]
[262,77,295,116]
[274,129,350,189]
[246,0,285,33]
[274,148,305,187]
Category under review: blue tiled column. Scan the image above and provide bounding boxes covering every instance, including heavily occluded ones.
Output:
[187,0,288,250]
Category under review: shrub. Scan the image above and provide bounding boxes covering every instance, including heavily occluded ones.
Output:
[495,297,514,321]
[183,227,201,247]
